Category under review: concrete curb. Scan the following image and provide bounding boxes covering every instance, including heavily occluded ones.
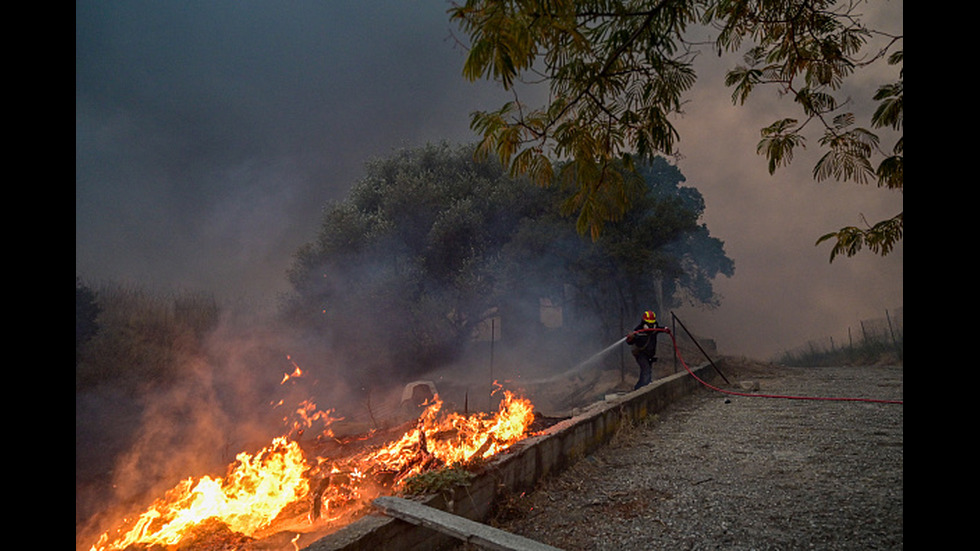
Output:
[304,362,717,551]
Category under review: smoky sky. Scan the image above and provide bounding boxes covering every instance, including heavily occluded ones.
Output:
[75,1,903,359]
[76,1,499,301]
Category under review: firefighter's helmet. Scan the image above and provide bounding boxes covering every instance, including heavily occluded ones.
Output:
[642,310,657,324]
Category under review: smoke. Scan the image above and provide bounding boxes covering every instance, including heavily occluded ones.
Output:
[75,306,348,549]
[662,16,904,359]
[76,0,902,360]
[75,0,501,307]
[76,1,902,544]
[75,222,696,551]
[73,287,604,547]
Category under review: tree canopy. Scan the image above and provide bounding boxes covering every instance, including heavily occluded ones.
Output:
[282,143,732,383]
[448,0,902,261]
[283,143,539,380]
[503,155,733,343]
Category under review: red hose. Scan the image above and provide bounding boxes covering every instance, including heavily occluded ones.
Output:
[629,327,904,405]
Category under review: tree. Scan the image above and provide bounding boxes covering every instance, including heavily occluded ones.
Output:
[283,143,732,382]
[282,142,549,382]
[448,0,902,261]
[76,277,101,367]
[500,155,733,342]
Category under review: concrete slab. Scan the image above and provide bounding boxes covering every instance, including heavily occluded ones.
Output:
[373,496,563,551]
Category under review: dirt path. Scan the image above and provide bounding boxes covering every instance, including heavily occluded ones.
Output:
[478,364,904,550]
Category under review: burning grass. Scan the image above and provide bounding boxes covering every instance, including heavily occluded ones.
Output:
[86,388,537,551]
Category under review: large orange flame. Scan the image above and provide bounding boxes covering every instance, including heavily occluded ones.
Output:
[88,388,535,550]
[89,437,309,550]
[365,391,534,477]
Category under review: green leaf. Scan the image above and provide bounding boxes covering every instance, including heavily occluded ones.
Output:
[757,118,803,174]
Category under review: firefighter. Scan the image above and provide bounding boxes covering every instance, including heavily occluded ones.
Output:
[626,310,661,389]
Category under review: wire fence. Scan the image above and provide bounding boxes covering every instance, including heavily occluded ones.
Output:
[775,307,903,366]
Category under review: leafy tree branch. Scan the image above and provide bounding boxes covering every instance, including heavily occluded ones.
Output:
[449,0,902,261]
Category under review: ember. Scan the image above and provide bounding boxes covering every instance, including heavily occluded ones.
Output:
[88,386,535,551]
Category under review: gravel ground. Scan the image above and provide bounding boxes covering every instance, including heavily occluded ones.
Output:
[478,364,904,550]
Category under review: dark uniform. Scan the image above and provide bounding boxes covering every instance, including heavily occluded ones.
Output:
[627,311,660,389]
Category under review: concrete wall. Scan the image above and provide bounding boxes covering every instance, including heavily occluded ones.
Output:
[304,362,717,551]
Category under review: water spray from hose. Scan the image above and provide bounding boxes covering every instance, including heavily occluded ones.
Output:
[521,336,628,385]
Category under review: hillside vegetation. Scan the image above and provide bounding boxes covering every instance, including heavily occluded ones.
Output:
[773,308,903,367]
[76,280,221,392]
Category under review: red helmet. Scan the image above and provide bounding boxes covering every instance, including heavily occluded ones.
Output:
[642,310,657,324]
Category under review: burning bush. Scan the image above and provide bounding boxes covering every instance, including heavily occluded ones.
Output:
[87,390,535,551]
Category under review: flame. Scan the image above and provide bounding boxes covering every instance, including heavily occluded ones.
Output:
[280,356,304,384]
[287,399,342,439]
[90,437,309,550]
[364,391,533,479]
[88,389,535,551]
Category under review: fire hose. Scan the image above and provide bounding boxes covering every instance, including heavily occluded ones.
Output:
[628,326,904,405]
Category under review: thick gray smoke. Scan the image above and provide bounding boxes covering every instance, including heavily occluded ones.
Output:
[75,307,345,548]
[76,2,902,546]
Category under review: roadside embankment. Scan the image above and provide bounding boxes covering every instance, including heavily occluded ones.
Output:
[303,361,722,550]
[481,364,904,550]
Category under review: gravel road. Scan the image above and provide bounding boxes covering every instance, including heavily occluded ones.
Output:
[478,364,904,550]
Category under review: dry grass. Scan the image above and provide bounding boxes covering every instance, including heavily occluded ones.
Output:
[75,283,220,391]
